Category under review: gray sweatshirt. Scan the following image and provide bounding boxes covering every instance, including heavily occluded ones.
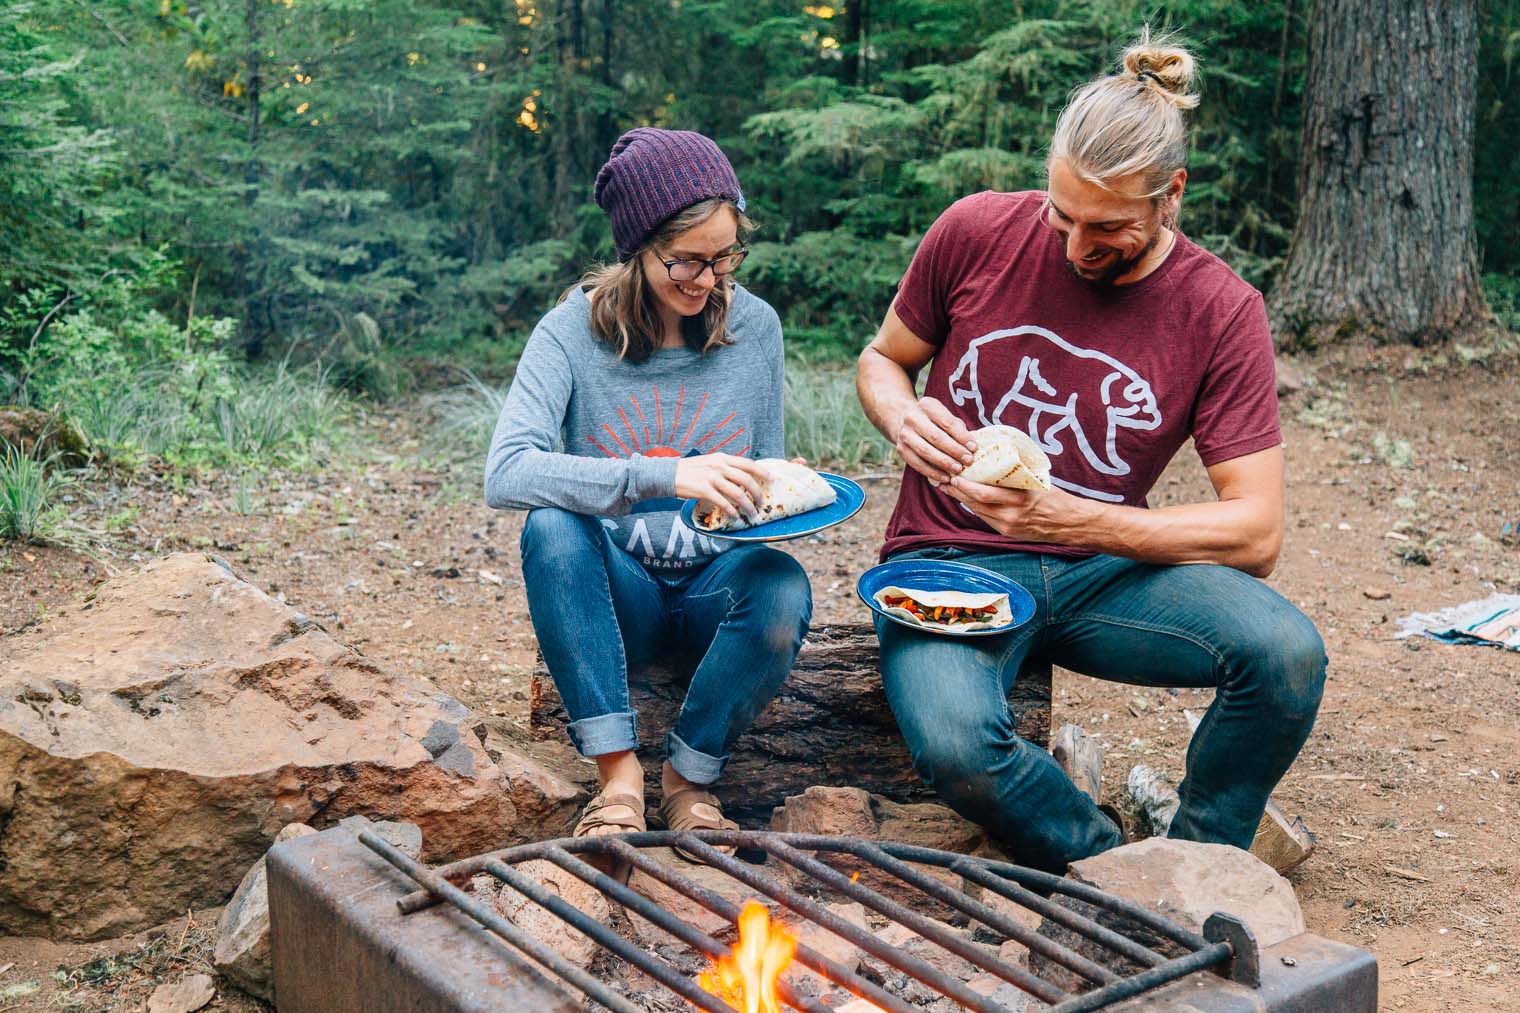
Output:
[484,284,785,574]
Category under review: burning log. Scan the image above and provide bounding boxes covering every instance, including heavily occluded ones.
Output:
[528,623,1053,821]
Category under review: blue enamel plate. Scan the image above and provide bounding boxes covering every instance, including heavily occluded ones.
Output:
[856,559,1036,637]
[679,473,865,543]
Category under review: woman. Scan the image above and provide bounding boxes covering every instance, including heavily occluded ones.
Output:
[484,127,812,852]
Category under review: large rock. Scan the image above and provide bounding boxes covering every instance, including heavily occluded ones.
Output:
[0,405,88,466]
[1031,837,1305,990]
[0,553,580,941]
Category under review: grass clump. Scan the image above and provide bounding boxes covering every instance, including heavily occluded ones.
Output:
[0,444,64,540]
[0,444,92,552]
[427,369,508,458]
[784,361,895,473]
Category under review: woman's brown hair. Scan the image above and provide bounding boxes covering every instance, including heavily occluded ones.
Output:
[567,198,753,363]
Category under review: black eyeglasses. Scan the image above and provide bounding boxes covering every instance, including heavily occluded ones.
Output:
[656,246,748,282]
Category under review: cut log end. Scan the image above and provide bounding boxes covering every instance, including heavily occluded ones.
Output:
[1253,800,1316,875]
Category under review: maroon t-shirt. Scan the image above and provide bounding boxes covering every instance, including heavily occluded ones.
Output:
[883,190,1281,561]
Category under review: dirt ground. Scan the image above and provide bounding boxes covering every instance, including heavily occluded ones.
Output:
[2,343,1518,1011]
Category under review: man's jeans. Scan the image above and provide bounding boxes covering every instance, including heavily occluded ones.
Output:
[520,508,812,785]
[877,547,1326,872]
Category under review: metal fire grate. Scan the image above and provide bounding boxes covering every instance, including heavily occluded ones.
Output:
[341,828,1372,1013]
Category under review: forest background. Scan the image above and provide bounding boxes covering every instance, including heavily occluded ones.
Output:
[2,0,1519,485]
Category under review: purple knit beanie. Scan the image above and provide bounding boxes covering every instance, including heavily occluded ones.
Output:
[594,127,746,261]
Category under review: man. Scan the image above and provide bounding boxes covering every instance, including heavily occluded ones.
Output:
[856,33,1326,872]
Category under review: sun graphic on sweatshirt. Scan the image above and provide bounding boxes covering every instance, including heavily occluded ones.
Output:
[585,384,749,459]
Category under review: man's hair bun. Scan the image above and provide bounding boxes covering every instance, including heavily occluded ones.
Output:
[1121,28,1200,111]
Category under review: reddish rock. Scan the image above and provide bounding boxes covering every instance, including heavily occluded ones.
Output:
[1032,837,1305,990]
[770,785,988,918]
[492,858,612,970]
[0,553,577,941]
[145,973,215,1013]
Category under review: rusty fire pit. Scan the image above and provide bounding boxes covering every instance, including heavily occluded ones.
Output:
[268,826,1377,1012]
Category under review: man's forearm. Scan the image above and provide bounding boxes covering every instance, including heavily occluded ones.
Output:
[857,345,918,444]
[1030,493,1282,576]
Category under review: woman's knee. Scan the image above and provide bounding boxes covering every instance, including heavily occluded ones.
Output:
[736,549,813,638]
[521,507,602,561]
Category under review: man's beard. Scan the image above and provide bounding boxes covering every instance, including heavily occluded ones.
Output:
[1065,228,1162,288]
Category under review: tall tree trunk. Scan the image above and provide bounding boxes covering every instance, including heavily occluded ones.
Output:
[1269,0,1489,348]
[841,1,863,87]
[549,0,585,229]
[242,0,265,357]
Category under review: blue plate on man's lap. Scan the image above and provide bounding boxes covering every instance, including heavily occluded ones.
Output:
[856,559,1035,637]
[679,473,865,543]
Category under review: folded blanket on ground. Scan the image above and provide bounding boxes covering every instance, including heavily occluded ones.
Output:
[1396,593,1520,651]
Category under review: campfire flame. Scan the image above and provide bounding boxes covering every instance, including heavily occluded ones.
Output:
[698,900,797,1013]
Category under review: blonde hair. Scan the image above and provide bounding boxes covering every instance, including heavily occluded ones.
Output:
[568,198,751,363]
[1048,28,1200,199]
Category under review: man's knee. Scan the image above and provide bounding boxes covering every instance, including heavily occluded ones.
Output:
[912,734,1000,808]
[1278,612,1328,722]
[1241,606,1327,727]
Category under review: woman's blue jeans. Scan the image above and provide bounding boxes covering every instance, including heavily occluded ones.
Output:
[520,508,812,785]
[877,547,1327,872]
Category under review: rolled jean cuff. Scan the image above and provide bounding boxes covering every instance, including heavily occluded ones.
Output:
[665,731,727,785]
[566,711,639,757]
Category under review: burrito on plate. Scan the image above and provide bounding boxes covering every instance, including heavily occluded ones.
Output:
[694,459,836,532]
[960,425,1052,491]
[872,586,1013,631]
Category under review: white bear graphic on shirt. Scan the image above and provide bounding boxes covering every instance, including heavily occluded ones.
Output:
[946,325,1162,502]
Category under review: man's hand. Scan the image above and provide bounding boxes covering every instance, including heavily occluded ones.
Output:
[895,396,979,485]
[941,476,1089,542]
[674,453,773,523]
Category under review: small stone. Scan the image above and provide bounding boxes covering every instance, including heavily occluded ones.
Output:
[493,859,611,969]
[863,921,990,982]
[337,815,422,859]
[1362,587,1391,601]
[769,786,983,914]
[213,823,318,1000]
[146,973,215,1013]
[1274,357,1313,397]
[965,971,1039,1011]
[625,849,748,941]
[793,901,869,975]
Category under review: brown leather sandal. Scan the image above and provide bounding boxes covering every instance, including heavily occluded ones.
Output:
[657,786,738,863]
[574,791,646,882]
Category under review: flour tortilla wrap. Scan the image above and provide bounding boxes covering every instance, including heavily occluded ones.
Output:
[872,585,1013,631]
[694,459,836,532]
[960,425,1052,491]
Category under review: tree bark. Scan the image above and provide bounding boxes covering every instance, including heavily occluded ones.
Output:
[527,623,1052,822]
[241,0,265,358]
[1268,0,1490,347]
